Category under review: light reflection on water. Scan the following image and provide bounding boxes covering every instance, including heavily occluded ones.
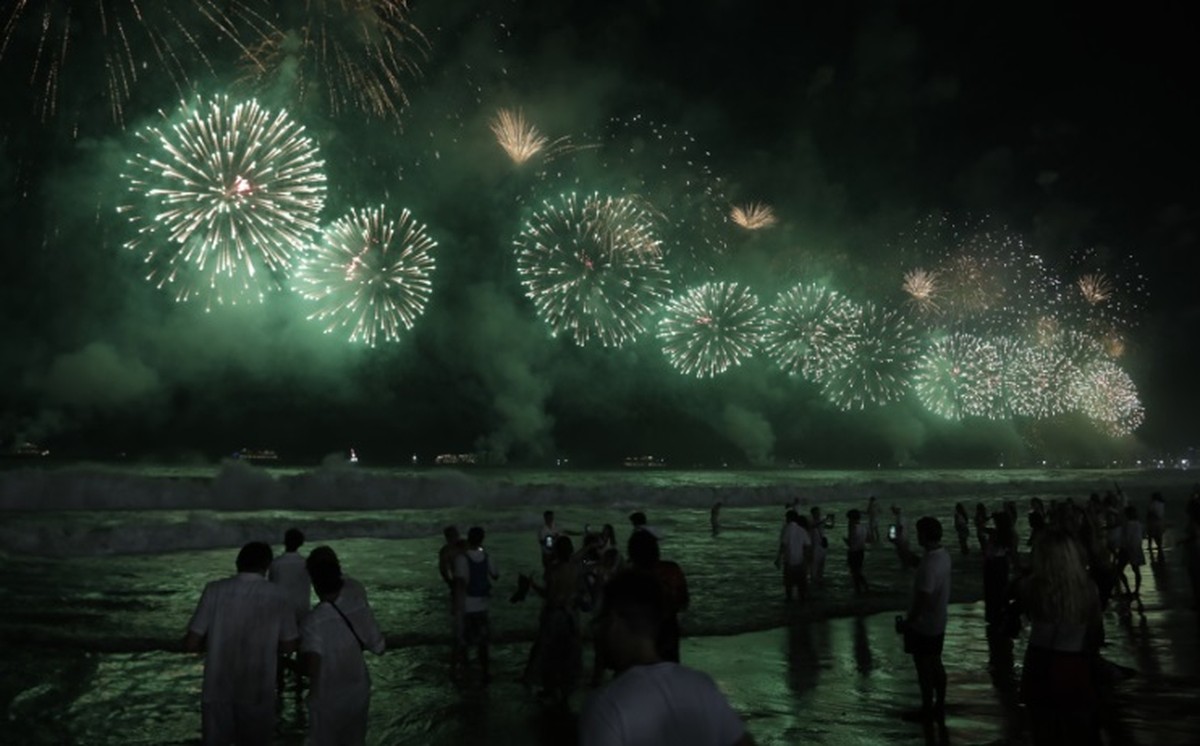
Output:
[3,495,1199,743]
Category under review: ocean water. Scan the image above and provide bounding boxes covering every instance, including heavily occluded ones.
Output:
[1,463,1197,744]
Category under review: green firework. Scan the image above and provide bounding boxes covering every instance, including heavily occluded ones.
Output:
[295,205,437,346]
[120,95,327,308]
[515,192,671,347]
[659,282,766,377]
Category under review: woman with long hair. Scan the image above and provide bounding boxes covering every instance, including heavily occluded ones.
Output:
[1020,529,1103,745]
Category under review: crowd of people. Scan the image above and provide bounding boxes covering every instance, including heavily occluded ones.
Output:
[180,487,1200,745]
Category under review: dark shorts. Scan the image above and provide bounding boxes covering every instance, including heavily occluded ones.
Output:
[462,611,489,646]
[848,550,865,572]
[784,563,808,586]
[904,631,945,656]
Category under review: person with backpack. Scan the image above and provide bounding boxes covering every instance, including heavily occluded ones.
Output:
[453,526,499,684]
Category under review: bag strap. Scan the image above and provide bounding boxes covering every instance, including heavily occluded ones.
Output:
[328,600,365,651]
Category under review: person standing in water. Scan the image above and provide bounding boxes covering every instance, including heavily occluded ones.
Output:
[711,502,722,537]
[845,509,869,594]
[867,496,881,545]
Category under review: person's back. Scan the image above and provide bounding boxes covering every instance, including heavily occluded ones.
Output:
[270,550,311,619]
[186,542,298,745]
[191,574,296,703]
[302,549,385,746]
[303,576,385,694]
[781,520,810,567]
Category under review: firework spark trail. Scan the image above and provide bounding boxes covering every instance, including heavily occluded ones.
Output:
[1,1,261,125]
[730,202,777,230]
[295,205,436,346]
[761,283,858,382]
[120,95,326,308]
[239,0,427,121]
[659,282,765,377]
[902,268,939,313]
[819,303,919,411]
[490,108,548,164]
[1077,273,1113,305]
[515,193,670,347]
[913,333,1005,420]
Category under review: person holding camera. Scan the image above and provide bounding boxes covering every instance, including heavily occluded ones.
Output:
[895,517,951,724]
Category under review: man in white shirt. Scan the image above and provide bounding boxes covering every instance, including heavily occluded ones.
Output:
[774,510,811,602]
[301,546,385,746]
[454,526,499,683]
[185,541,299,745]
[269,528,311,620]
[897,517,951,723]
[580,571,754,746]
[269,527,310,691]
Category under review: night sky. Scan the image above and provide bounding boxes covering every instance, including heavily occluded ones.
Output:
[0,1,1197,467]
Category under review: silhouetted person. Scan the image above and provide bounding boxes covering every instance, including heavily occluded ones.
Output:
[775,509,811,602]
[711,501,722,536]
[539,511,560,571]
[580,571,755,746]
[628,529,688,662]
[953,503,970,555]
[454,526,498,683]
[1117,505,1146,612]
[438,525,465,640]
[1146,493,1166,563]
[269,527,310,691]
[866,496,881,544]
[1019,530,1103,745]
[527,535,584,702]
[302,546,385,746]
[897,517,950,724]
[185,541,298,745]
[983,511,1016,630]
[845,509,869,593]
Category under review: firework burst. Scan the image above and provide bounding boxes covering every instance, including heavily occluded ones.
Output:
[1,0,258,125]
[913,333,1005,420]
[659,282,765,377]
[1077,273,1112,305]
[902,268,939,314]
[120,95,327,308]
[294,205,436,346]
[515,193,670,347]
[239,0,427,121]
[895,214,1062,337]
[761,283,858,382]
[819,303,919,411]
[730,202,777,230]
[487,107,584,166]
[1004,332,1101,419]
[490,108,548,164]
[1069,359,1144,436]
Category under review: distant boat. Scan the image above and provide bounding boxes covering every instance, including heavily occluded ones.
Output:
[232,448,280,462]
[5,441,50,457]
